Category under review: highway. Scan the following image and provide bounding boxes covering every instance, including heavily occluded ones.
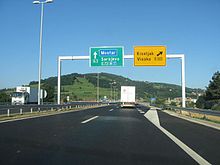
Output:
[0,104,219,165]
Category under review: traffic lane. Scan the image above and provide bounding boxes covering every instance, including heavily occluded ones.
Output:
[60,107,197,165]
[0,105,115,163]
[0,105,116,164]
[43,107,197,164]
[0,106,197,165]
[0,105,116,134]
[0,104,114,126]
[0,105,115,145]
[4,107,195,165]
[158,110,220,165]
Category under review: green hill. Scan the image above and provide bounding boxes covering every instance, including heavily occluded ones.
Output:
[27,72,204,103]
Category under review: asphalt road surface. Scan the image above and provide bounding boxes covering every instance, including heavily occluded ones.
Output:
[0,105,219,165]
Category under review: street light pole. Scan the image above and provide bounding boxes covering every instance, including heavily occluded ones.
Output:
[33,0,53,105]
[115,87,118,101]
[113,81,116,102]
[113,86,116,102]
[37,2,44,105]
[97,72,99,102]
[110,82,112,101]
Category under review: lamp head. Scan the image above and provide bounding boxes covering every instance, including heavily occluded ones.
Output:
[33,1,40,4]
[45,0,53,3]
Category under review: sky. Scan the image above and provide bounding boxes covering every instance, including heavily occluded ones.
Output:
[0,0,220,89]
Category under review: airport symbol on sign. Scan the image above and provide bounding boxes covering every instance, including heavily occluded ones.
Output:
[90,47,124,67]
[134,46,166,66]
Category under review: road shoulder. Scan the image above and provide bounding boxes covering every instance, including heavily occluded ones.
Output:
[163,110,220,131]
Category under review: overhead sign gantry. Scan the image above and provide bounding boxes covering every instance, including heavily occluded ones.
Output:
[57,46,186,107]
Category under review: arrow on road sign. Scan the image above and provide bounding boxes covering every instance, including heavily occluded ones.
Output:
[94,52,97,59]
[157,51,163,56]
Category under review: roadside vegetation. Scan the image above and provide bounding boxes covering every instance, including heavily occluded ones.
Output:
[196,71,220,110]
[0,88,14,104]
[1,72,202,104]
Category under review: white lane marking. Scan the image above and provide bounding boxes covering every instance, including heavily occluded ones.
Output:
[159,125,211,165]
[137,108,145,114]
[144,109,211,165]
[144,108,160,126]
[109,109,114,112]
[81,116,99,124]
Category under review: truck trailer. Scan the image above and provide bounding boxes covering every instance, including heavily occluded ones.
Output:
[120,86,136,108]
[11,87,39,105]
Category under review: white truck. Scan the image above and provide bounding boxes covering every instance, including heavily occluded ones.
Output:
[120,86,136,108]
[11,87,42,105]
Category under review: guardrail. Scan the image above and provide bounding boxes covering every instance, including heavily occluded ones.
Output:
[0,102,106,117]
[0,102,10,105]
[164,105,220,122]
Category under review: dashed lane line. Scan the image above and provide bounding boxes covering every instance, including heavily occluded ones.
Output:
[137,108,145,114]
[81,116,99,124]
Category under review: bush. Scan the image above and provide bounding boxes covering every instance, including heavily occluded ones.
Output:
[211,104,220,111]
[196,96,205,109]
[170,101,177,106]
[0,92,10,102]
[205,100,219,109]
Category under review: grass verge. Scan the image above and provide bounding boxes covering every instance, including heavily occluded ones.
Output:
[165,109,220,125]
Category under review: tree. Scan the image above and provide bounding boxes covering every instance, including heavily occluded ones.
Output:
[155,98,166,106]
[170,101,177,106]
[204,71,220,109]
[196,96,205,109]
[205,71,220,100]
[196,71,220,110]
[0,92,10,102]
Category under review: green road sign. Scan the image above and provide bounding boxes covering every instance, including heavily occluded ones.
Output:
[90,46,124,67]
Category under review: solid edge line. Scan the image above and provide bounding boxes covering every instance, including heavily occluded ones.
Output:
[81,116,99,124]
[158,125,211,165]
[144,110,211,165]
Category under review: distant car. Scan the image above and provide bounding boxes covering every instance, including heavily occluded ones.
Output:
[100,98,109,103]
